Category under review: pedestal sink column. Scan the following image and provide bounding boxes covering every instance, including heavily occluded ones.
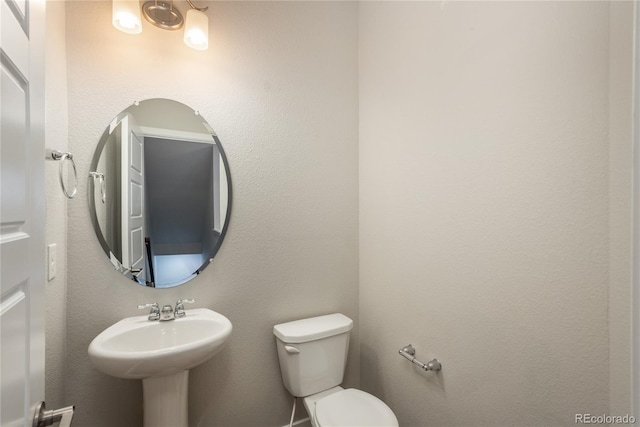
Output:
[88,309,232,426]
[142,370,189,427]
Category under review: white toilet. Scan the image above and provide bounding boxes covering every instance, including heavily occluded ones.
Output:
[273,313,399,427]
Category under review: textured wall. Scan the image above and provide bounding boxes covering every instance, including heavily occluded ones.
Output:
[64,2,359,426]
[359,1,628,425]
[44,0,69,411]
[608,1,634,416]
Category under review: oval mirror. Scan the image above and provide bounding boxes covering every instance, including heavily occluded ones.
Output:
[89,99,232,288]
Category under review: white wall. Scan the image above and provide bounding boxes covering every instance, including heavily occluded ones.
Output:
[44,0,69,411]
[359,1,631,425]
[64,2,359,425]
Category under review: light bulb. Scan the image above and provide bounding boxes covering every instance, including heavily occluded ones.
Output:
[113,0,142,34]
[184,9,208,50]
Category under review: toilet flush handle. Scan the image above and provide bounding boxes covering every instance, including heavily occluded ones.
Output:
[284,345,300,354]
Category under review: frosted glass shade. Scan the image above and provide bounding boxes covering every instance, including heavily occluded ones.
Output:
[113,0,142,34]
[184,9,208,50]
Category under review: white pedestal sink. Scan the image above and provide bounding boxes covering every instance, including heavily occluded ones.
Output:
[88,308,232,427]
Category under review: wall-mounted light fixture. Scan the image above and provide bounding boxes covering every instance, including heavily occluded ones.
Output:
[112,0,209,50]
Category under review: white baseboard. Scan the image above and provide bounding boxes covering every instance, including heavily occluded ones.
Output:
[280,417,311,427]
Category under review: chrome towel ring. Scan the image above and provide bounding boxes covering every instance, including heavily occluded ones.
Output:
[89,171,105,204]
[47,149,78,199]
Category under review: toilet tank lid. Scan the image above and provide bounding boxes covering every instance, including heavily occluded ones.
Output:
[273,313,353,343]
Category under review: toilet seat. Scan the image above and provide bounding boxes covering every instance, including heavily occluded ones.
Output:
[314,388,399,427]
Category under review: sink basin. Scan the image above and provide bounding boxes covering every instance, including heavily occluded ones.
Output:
[88,308,232,427]
[88,308,232,379]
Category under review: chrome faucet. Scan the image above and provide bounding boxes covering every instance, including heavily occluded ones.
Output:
[160,304,175,321]
[175,299,195,318]
[137,303,160,321]
[138,299,195,321]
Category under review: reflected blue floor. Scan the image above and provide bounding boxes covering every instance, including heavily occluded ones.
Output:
[154,254,202,288]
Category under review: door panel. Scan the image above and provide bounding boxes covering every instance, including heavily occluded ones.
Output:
[1,0,46,424]
[1,282,28,425]
[119,114,146,281]
[0,40,27,223]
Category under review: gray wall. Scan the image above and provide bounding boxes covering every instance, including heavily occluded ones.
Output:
[64,1,359,426]
[608,1,634,415]
[44,0,69,411]
[144,137,213,256]
[358,1,632,426]
[95,123,122,259]
[47,1,634,426]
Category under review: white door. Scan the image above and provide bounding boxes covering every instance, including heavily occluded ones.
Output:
[0,0,46,425]
[119,114,146,282]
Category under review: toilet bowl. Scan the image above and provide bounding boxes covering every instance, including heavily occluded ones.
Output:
[273,314,398,427]
[304,386,398,427]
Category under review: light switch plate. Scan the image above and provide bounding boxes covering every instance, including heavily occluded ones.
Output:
[47,243,57,281]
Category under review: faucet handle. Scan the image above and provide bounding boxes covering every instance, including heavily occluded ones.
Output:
[138,302,160,321]
[175,299,195,318]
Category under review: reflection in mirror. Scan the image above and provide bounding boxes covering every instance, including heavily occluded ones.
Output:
[90,99,231,288]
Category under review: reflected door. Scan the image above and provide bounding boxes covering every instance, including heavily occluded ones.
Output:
[119,114,146,282]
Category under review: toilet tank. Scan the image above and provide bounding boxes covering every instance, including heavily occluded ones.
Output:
[273,313,353,397]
